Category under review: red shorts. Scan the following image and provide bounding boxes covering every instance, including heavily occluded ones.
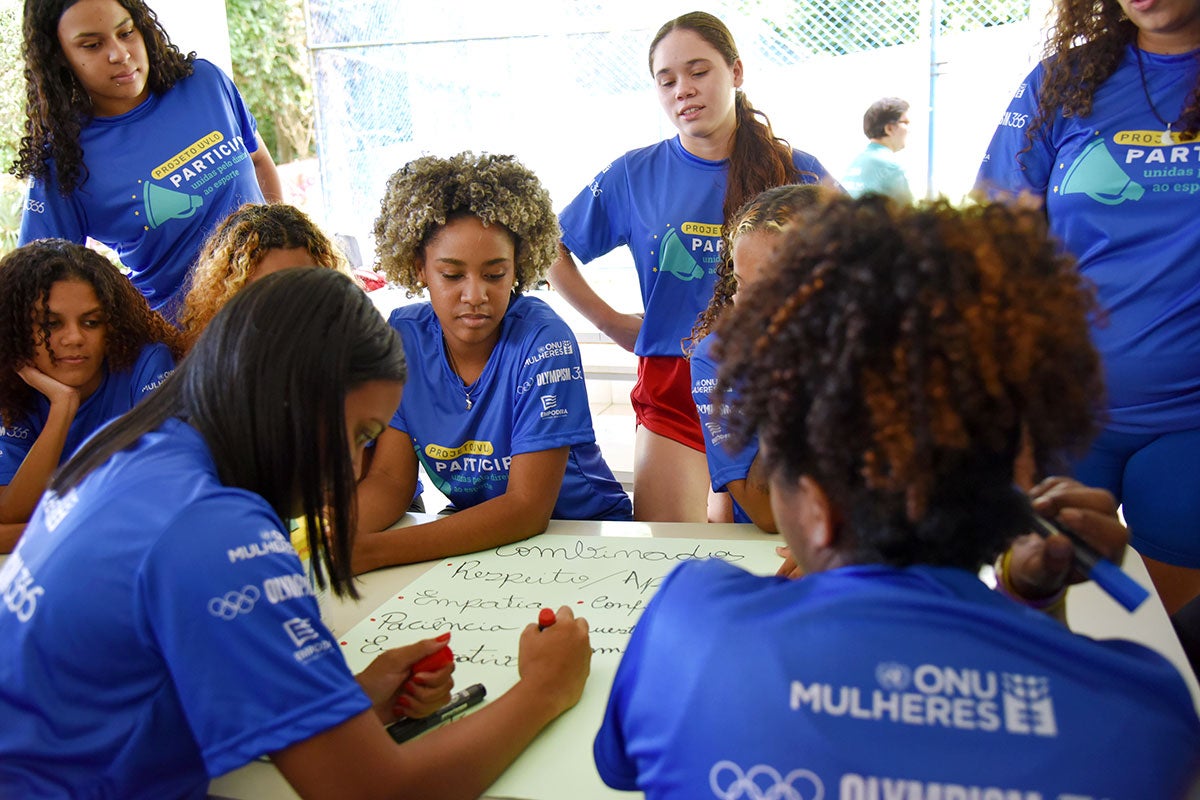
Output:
[630,356,705,453]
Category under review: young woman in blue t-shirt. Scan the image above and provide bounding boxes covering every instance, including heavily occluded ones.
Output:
[0,268,591,797]
[597,194,1200,798]
[14,0,282,319]
[550,11,832,523]
[0,238,180,548]
[687,183,825,531]
[354,152,631,573]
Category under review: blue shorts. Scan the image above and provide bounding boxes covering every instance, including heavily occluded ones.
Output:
[1071,427,1200,568]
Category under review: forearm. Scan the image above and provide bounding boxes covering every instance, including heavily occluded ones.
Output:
[402,678,570,796]
[727,454,777,533]
[353,492,550,573]
[356,471,413,535]
[252,135,284,202]
[0,522,26,553]
[0,408,74,523]
[548,247,627,340]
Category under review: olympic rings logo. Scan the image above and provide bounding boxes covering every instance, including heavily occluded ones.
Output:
[709,761,824,800]
[208,585,261,620]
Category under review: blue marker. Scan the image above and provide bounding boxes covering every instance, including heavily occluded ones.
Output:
[1028,511,1150,613]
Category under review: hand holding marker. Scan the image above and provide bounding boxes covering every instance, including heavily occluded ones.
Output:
[392,642,454,718]
[1028,509,1149,612]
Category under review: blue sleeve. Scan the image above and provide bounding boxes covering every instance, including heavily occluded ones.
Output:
[595,560,710,790]
[208,60,261,151]
[557,158,631,265]
[510,318,595,456]
[0,417,37,485]
[139,495,369,776]
[690,337,757,492]
[975,63,1054,198]
[18,171,87,247]
[794,150,832,183]
[129,343,176,404]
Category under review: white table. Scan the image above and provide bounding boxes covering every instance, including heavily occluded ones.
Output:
[208,514,1199,799]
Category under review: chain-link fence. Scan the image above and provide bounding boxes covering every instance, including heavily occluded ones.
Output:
[304,1,1048,268]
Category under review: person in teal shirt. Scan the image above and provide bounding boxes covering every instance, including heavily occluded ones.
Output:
[842,97,913,204]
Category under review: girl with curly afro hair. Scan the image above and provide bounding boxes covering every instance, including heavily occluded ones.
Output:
[353,152,630,574]
[976,0,1200,614]
[178,203,354,351]
[12,0,281,322]
[549,11,835,525]
[686,183,826,530]
[594,195,1200,797]
[0,238,181,548]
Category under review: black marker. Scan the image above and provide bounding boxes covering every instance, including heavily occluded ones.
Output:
[1028,510,1150,613]
[387,683,487,744]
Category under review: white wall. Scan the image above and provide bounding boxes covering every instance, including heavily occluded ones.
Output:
[150,0,232,75]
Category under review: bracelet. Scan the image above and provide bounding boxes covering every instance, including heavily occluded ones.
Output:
[994,548,1067,613]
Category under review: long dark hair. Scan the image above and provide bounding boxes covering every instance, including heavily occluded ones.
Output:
[0,238,182,427]
[649,11,805,227]
[52,268,407,598]
[13,0,196,194]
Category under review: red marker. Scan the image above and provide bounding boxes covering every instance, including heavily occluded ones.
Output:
[411,644,453,675]
[538,607,557,631]
[395,643,454,718]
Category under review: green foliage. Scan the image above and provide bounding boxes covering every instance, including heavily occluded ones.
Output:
[1,0,24,175]
[1,0,24,256]
[225,0,314,163]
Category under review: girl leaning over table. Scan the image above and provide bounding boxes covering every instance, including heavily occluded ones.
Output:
[353,151,632,575]
[0,267,590,799]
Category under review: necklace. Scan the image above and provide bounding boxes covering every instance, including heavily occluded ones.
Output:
[443,338,476,410]
[1134,45,1177,146]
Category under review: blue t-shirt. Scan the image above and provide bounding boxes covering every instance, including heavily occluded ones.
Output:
[388,294,631,520]
[842,141,913,203]
[690,333,754,524]
[558,137,830,357]
[20,60,265,319]
[0,342,175,484]
[596,559,1200,799]
[0,418,369,798]
[975,46,1200,435]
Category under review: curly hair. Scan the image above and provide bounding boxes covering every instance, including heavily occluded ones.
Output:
[373,152,560,294]
[12,0,196,194]
[0,238,183,427]
[715,195,1104,570]
[686,183,826,352]
[1028,0,1200,147]
[178,203,351,351]
[864,97,909,140]
[649,12,818,228]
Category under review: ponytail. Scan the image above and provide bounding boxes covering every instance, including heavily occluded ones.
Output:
[724,91,799,227]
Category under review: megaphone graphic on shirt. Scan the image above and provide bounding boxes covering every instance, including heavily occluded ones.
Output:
[143,183,204,229]
[658,228,705,281]
[1060,138,1144,206]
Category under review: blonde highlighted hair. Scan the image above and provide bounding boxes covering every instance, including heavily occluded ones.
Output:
[179,204,351,349]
